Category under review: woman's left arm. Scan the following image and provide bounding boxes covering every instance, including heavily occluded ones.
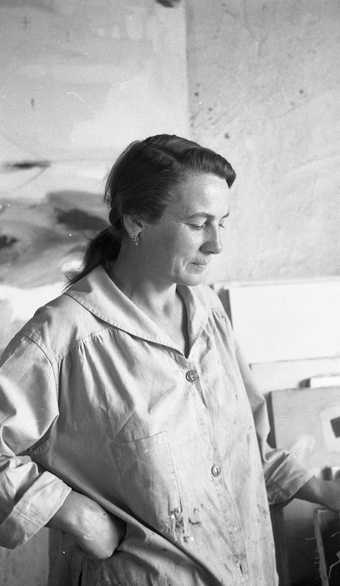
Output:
[234,340,340,509]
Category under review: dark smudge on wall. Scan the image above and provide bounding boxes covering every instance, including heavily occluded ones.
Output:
[0,190,106,288]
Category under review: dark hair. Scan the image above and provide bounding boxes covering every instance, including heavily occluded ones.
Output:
[68,134,236,285]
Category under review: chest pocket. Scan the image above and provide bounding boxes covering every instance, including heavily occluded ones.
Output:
[113,431,184,538]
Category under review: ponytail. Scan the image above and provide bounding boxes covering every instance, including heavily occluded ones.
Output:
[67,227,121,286]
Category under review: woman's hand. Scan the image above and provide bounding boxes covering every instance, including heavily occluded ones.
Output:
[319,480,340,512]
[47,490,126,559]
[295,476,340,512]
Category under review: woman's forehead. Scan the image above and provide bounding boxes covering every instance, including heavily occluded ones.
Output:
[169,173,230,216]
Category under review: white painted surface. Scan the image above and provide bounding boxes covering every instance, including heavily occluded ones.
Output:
[226,280,340,363]
[214,279,340,392]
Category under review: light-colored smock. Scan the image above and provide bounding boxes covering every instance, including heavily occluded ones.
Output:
[0,266,312,586]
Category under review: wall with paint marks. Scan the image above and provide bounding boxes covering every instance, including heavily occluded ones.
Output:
[186,0,340,283]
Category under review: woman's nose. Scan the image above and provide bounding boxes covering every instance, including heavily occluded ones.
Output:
[202,226,223,255]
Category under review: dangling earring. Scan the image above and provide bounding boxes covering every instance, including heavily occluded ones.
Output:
[130,233,140,246]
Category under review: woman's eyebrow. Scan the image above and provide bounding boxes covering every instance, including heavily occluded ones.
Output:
[185,211,230,220]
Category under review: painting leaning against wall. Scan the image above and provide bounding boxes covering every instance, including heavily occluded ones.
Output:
[0,164,108,353]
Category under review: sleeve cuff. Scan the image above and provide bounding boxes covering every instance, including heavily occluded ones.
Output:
[265,452,315,505]
[0,471,72,548]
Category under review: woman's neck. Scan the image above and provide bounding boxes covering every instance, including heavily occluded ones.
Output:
[108,251,178,320]
[108,248,189,355]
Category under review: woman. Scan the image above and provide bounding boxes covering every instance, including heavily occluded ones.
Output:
[0,134,339,586]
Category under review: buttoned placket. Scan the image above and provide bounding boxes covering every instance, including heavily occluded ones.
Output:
[179,351,213,448]
[107,284,251,586]
[177,346,250,584]
[211,466,249,582]
[185,344,250,584]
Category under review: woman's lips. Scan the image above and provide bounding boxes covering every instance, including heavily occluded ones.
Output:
[191,261,209,270]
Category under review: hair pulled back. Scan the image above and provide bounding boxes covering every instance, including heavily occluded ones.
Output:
[68,134,236,285]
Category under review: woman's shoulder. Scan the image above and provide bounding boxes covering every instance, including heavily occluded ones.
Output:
[7,289,101,361]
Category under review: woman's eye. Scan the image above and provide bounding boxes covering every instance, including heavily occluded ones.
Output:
[188,220,226,230]
[189,223,205,230]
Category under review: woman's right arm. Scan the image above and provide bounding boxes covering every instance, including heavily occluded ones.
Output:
[47,490,125,559]
[0,333,123,557]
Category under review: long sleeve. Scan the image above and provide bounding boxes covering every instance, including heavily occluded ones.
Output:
[0,333,71,548]
[234,341,314,505]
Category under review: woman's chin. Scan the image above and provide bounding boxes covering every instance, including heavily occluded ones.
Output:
[177,270,208,286]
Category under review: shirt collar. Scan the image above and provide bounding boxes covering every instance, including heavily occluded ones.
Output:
[66,266,210,354]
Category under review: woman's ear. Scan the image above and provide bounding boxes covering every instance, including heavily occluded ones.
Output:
[122,214,144,241]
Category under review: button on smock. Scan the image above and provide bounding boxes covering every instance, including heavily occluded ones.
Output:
[211,464,221,477]
[185,369,199,383]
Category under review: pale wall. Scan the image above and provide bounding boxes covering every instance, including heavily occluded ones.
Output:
[186,0,340,283]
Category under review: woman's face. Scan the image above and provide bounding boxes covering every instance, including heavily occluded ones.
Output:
[139,172,231,287]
